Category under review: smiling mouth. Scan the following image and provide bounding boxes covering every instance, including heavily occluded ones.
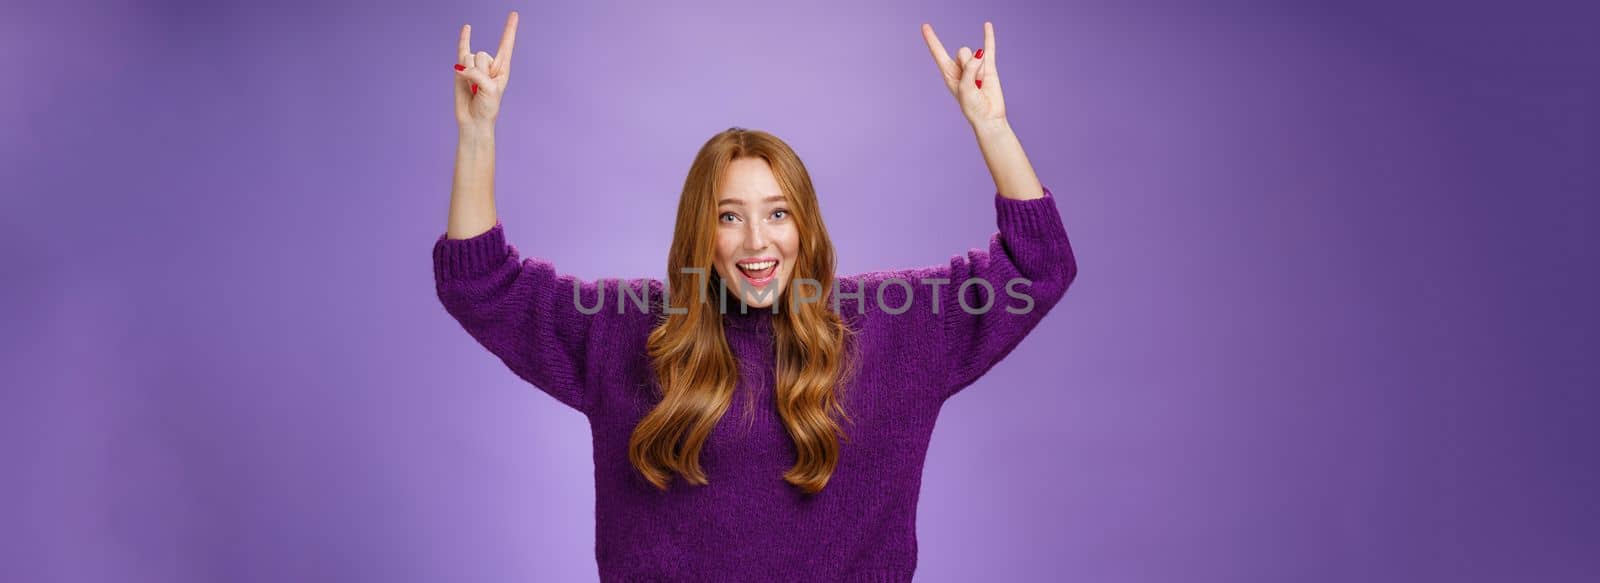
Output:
[736,259,779,286]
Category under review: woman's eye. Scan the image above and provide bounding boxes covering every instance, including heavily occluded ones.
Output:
[720,212,739,223]
[771,209,789,220]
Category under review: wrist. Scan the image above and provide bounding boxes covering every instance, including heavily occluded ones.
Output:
[970,117,1013,140]
[459,122,496,142]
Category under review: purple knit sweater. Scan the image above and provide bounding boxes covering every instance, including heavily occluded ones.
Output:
[432,186,1077,582]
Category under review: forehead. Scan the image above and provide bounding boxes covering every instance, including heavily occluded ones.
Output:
[717,158,783,204]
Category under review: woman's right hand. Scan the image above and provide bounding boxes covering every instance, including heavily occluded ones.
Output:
[453,11,519,129]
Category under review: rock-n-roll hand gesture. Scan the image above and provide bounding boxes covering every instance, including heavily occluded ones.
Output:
[922,21,1043,200]
[453,11,519,128]
[921,21,1007,130]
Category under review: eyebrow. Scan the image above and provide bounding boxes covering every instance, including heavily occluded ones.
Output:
[718,195,786,206]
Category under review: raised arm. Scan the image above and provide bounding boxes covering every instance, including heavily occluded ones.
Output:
[936,188,1077,400]
[921,21,1078,400]
[434,223,659,415]
[448,11,518,239]
[435,12,647,415]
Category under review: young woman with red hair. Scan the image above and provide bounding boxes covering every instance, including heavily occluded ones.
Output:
[436,12,1077,581]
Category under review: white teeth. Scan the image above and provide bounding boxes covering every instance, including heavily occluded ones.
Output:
[737,260,776,272]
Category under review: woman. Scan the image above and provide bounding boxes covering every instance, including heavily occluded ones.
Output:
[435,11,1079,582]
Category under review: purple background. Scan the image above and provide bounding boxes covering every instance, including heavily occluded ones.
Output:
[4,1,1596,581]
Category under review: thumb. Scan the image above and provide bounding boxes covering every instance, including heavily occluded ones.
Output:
[960,49,983,91]
[455,66,494,96]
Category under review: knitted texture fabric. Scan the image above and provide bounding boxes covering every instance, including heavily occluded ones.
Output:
[432,186,1078,582]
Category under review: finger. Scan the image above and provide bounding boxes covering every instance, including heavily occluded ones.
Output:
[983,21,996,66]
[491,11,519,77]
[476,50,494,95]
[454,24,472,102]
[920,24,959,82]
[983,21,998,80]
[456,66,493,89]
[467,52,492,96]
[454,63,470,101]
[475,50,492,77]
[456,67,493,95]
[959,45,981,90]
[973,23,990,88]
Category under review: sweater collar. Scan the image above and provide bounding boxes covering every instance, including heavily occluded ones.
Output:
[716,280,779,331]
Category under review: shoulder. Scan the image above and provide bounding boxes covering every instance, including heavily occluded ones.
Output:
[593,276,667,331]
[582,276,667,418]
[831,266,948,343]
[829,268,950,404]
[834,263,954,316]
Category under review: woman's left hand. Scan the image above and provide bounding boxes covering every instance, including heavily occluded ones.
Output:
[921,21,1006,129]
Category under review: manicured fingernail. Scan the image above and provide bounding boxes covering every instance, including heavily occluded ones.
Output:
[471,84,479,95]
[454,64,466,71]
[974,48,984,59]
[976,79,983,88]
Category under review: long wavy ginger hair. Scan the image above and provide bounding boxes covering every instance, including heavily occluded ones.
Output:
[630,127,860,495]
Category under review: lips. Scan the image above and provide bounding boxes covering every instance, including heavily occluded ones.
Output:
[736,258,779,286]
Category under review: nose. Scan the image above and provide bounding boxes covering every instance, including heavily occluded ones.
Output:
[743,221,769,252]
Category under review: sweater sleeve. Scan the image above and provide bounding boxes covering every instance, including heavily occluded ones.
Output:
[936,185,1078,401]
[432,221,654,415]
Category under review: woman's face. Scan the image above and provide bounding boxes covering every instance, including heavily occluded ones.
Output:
[713,158,799,310]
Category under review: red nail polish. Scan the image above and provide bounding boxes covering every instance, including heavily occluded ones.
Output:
[974,48,984,59]
[471,84,479,95]
[454,64,465,71]
[976,79,983,88]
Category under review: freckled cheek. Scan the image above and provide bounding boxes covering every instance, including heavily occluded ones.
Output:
[779,231,800,268]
